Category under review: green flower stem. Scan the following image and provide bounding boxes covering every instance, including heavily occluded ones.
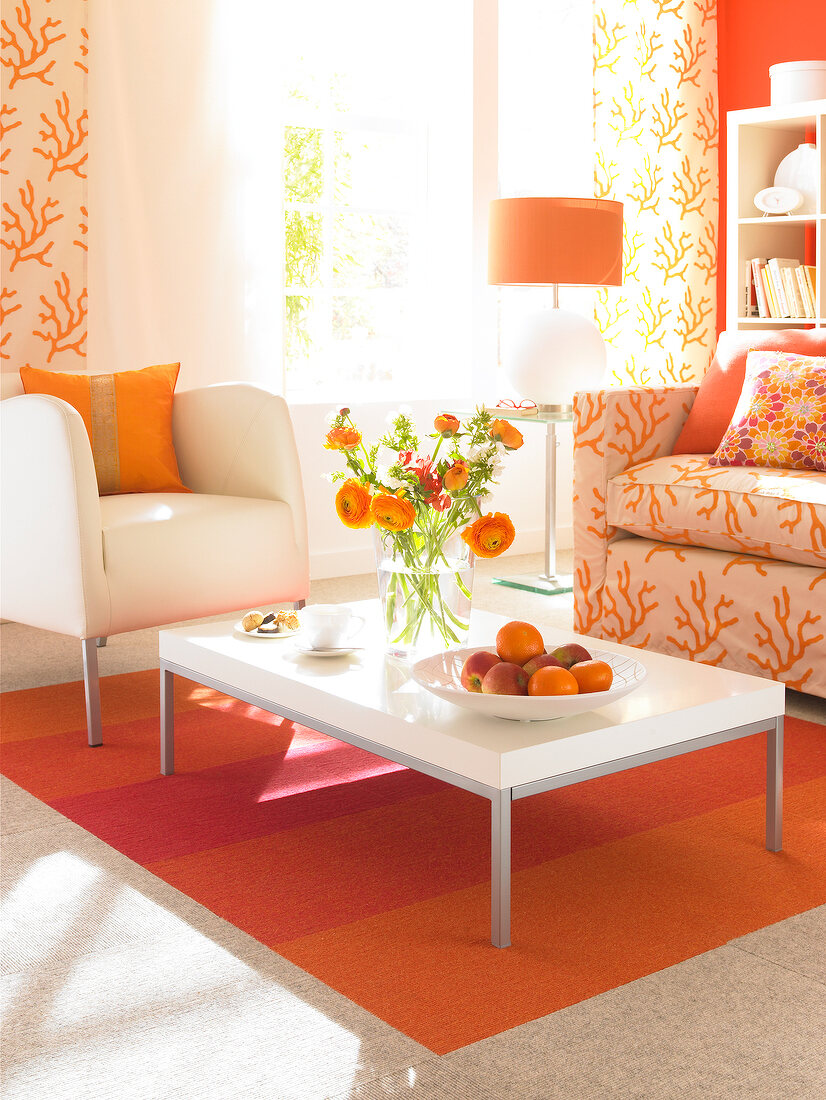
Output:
[376,500,476,651]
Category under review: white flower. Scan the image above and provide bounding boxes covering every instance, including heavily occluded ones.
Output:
[320,471,336,483]
[468,443,495,463]
[376,464,405,489]
[377,443,401,468]
[384,403,414,427]
[324,408,339,428]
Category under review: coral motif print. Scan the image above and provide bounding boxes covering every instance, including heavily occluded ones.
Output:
[593,0,718,385]
[1,0,87,373]
[709,350,826,472]
[572,382,826,698]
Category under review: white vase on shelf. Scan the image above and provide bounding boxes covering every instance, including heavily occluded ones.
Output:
[773,143,818,215]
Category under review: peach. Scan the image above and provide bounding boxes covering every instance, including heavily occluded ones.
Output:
[461,650,502,692]
[522,652,566,677]
[550,643,593,669]
[481,661,529,696]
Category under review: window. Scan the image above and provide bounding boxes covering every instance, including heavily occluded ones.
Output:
[276,2,473,403]
[283,108,425,398]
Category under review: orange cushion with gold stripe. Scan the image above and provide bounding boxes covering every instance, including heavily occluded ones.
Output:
[20,363,188,495]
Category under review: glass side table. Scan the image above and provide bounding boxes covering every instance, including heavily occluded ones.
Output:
[490,408,574,596]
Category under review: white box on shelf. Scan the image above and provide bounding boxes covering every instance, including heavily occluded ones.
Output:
[769,61,826,106]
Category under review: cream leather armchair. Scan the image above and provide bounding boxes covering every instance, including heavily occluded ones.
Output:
[1,380,310,747]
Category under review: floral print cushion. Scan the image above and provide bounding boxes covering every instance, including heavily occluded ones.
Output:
[709,349,826,472]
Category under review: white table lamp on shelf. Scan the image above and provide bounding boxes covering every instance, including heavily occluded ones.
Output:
[488,196,624,413]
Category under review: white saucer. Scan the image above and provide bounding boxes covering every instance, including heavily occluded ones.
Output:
[233,620,301,640]
[294,639,361,657]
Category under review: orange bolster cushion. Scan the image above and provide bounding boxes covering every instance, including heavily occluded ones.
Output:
[673,328,826,455]
[20,363,189,495]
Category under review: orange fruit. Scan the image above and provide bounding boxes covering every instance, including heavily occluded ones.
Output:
[527,666,579,696]
[570,659,614,694]
[495,620,545,666]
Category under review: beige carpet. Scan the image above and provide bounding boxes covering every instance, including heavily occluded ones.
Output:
[2,551,826,1098]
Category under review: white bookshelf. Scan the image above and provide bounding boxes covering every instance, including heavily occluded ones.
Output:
[726,99,825,330]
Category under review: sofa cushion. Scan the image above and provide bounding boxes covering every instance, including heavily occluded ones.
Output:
[99,492,304,634]
[709,349,826,472]
[607,454,826,568]
[20,363,188,495]
[672,328,826,455]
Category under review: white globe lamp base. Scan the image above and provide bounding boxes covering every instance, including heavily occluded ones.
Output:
[505,307,607,412]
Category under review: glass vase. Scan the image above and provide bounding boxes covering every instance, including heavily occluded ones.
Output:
[374,500,476,660]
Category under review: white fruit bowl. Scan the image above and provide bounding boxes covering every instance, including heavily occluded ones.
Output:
[412,647,647,722]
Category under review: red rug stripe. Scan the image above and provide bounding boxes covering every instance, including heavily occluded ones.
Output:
[51,754,446,862]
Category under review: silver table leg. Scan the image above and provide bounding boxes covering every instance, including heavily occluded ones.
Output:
[766,716,783,851]
[491,789,512,948]
[81,638,102,747]
[160,666,175,775]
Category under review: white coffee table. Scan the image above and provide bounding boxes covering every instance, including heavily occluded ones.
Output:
[158,600,785,948]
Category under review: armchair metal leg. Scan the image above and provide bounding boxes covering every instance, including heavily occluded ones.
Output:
[81,638,103,747]
[96,636,108,648]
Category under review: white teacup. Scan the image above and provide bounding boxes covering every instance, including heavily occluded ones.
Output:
[301,604,364,650]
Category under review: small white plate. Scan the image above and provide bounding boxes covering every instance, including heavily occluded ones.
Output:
[412,647,646,721]
[233,620,301,640]
[294,638,361,657]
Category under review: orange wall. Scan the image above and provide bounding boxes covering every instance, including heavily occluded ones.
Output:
[717,0,826,331]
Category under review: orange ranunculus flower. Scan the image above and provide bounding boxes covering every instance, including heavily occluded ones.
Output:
[335,479,374,529]
[371,492,416,532]
[325,426,361,451]
[434,412,460,437]
[461,512,515,558]
[443,460,469,492]
[489,419,524,450]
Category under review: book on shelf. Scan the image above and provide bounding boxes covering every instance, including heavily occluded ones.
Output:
[803,266,817,316]
[767,258,801,317]
[743,260,759,317]
[794,266,815,318]
[781,266,806,318]
[748,258,769,318]
[761,263,780,318]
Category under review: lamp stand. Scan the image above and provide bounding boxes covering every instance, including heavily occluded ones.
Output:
[493,416,573,597]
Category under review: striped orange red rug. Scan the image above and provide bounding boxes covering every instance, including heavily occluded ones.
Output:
[2,669,825,1053]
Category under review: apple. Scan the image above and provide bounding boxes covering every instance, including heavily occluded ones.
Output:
[550,642,593,669]
[481,661,529,696]
[522,652,566,677]
[461,650,501,692]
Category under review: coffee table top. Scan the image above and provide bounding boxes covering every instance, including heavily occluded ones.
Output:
[159,600,784,791]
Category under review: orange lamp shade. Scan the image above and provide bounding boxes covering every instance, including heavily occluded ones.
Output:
[488,197,624,287]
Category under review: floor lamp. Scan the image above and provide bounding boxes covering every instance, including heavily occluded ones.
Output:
[488,196,623,596]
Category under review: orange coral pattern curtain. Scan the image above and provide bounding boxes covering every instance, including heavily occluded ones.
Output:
[1,0,88,372]
[593,0,718,385]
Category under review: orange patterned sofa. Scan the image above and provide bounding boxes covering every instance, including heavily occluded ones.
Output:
[572,384,826,698]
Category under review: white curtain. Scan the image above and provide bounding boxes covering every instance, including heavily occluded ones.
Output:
[87,0,277,389]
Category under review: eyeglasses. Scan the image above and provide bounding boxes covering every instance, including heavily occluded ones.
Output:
[495,399,537,410]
